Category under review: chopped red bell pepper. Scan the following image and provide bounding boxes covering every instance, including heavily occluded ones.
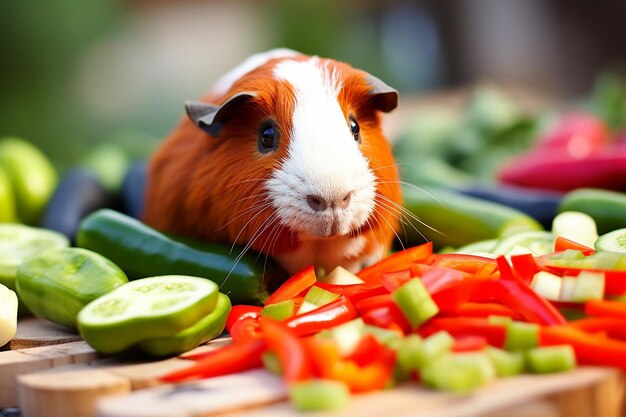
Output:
[160,339,267,382]
[441,302,522,320]
[314,281,387,303]
[260,319,312,383]
[357,242,433,283]
[452,336,488,352]
[265,265,316,305]
[345,334,387,367]
[361,304,412,334]
[554,236,595,255]
[509,254,540,284]
[568,317,626,341]
[229,316,262,342]
[418,265,467,294]
[380,268,412,292]
[355,294,394,314]
[418,317,507,348]
[225,305,262,333]
[425,253,498,278]
[585,299,626,320]
[284,296,358,336]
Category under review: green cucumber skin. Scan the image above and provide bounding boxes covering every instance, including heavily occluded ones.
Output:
[76,209,271,305]
[402,187,543,249]
[559,188,626,235]
[16,248,128,329]
[138,293,231,357]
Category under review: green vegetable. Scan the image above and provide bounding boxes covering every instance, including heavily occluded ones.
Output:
[261,351,282,375]
[571,271,605,302]
[552,211,598,248]
[595,228,626,254]
[138,293,231,357]
[16,248,128,329]
[392,279,439,329]
[492,231,554,256]
[413,331,455,369]
[421,352,496,392]
[558,188,626,235]
[77,275,218,354]
[485,347,525,377]
[0,137,57,224]
[0,167,17,223]
[289,380,350,412]
[298,286,340,314]
[362,325,403,347]
[326,318,365,356]
[0,224,69,315]
[261,299,295,321]
[0,284,18,347]
[393,334,422,381]
[530,271,562,301]
[77,209,275,305]
[505,321,539,351]
[402,187,542,249]
[81,143,130,192]
[526,345,576,374]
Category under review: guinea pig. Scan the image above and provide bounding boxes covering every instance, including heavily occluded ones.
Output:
[144,49,402,276]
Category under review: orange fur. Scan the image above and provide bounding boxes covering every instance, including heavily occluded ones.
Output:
[144,54,402,272]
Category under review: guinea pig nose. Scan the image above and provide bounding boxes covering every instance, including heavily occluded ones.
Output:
[336,192,352,209]
[306,194,328,212]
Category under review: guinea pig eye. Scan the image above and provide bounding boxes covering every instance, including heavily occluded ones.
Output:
[349,116,361,144]
[258,121,278,153]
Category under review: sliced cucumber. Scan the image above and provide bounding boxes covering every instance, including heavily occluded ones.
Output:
[0,284,18,347]
[552,211,598,249]
[530,271,562,301]
[78,275,219,354]
[492,231,554,256]
[595,228,626,254]
[455,239,497,255]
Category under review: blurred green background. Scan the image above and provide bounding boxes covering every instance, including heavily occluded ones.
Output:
[1,0,626,171]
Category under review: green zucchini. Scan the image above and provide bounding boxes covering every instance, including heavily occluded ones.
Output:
[76,209,276,304]
[402,187,543,249]
[15,247,128,329]
[558,188,626,235]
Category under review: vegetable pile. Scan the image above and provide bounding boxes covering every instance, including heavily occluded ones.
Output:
[160,213,626,411]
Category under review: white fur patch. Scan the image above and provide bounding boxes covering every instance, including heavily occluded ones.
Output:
[266,58,376,239]
[211,48,301,97]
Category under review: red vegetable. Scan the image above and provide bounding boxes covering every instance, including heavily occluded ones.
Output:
[284,296,358,336]
[534,113,609,157]
[584,299,626,320]
[509,254,540,284]
[261,319,311,383]
[418,318,507,348]
[452,336,488,352]
[423,253,498,278]
[554,236,595,255]
[229,317,262,342]
[441,302,522,320]
[357,242,432,282]
[345,334,387,366]
[380,268,412,292]
[226,305,262,333]
[315,281,386,303]
[361,304,412,334]
[265,265,316,305]
[569,317,626,341]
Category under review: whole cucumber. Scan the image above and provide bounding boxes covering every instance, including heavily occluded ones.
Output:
[558,188,626,235]
[402,186,543,249]
[76,209,277,304]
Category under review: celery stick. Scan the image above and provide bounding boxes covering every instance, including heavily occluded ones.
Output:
[289,380,350,411]
[261,351,282,375]
[421,353,496,393]
[362,324,403,347]
[392,279,438,329]
[414,331,454,369]
[572,271,605,302]
[298,286,340,314]
[526,345,576,374]
[393,334,423,382]
[505,321,539,351]
[485,347,525,377]
[261,299,295,321]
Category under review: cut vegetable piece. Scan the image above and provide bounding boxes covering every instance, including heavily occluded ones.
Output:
[0,284,18,346]
[505,321,539,351]
[485,347,525,377]
[559,277,577,302]
[572,271,605,302]
[78,275,219,354]
[261,300,295,321]
[557,188,626,235]
[455,239,497,255]
[492,231,554,256]
[552,211,598,249]
[526,345,576,373]
[392,279,439,329]
[327,318,365,356]
[320,266,365,285]
[289,380,350,412]
[298,286,340,314]
[362,324,403,347]
[421,352,496,392]
[595,228,626,254]
[414,331,455,369]
[530,271,562,301]
[261,351,282,375]
[487,315,513,326]
[393,334,423,381]
[265,265,316,305]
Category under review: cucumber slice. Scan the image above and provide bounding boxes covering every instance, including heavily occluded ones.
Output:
[421,352,496,392]
[0,284,18,347]
[138,293,231,357]
[0,224,69,315]
[552,211,598,248]
[526,345,576,373]
[289,380,350,411]
[595,228,626,254]
[78,275,219,354]
[455,239,498,255]
[261,299,295,321]
[492,231,554,256]
[505,321,539,351]
[16,248,128,329]
[485,347,525,377]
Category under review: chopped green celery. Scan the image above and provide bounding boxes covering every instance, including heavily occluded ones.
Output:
[297,286,340,314]
[487,315,513,326]
[261,299,295,321]
[421,352,496,393]
[559,277,577,302]
[262,351,282,375]
[392,279,439,329]
[530,271,562,301]
[552,211,598,248]
[553,249,586,261]
[572,271,605,302]
[505,321,539,351]
[362,324,403,347]
[289,379,350,411]
[318,266,364,285]
[485,347,525,377]
[329,318,365,356]
[492,231,554,256]
[526,345,577,374]
[393,334,423,382]
[590,251,623,269]
[414,331,454,369]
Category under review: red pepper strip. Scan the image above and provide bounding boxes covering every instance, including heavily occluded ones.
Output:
[569,317,626,341]
[345,334,386,366]
[510,254,540,284]
[330,349,396,393]
[361,304,412,334]
[284,296,358,336]
[418,265,467,294]
[380,268,412,292]
[418,317,507,348]
[265,265,316,305]
[304,336,341,377]
[585,299,626,320]
[357,242,433,283]
[225,305,262,333]
[540,325,626,369]
[472,279,566,326]
[425,253,498,278]
[430,278,489,312]
[554,236,595,255]
[355,294,394,314]
[452,336,488,352]
[260,319,312,383]
[440,302,522,320]
[229,316,262,342]
[315,282,387,304]
[160,339,267,382]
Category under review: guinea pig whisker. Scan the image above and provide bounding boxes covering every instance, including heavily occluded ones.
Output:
[374,198,409,244]
[371,201,406,251]
[376,192,442,239]
[216,198,273,234]
[368,162,402,172]
[377,179,447,208]
[229,200,275,254]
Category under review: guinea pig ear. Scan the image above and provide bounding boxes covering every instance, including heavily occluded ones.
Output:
[185,91,257,136]
[366,74,398,113]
